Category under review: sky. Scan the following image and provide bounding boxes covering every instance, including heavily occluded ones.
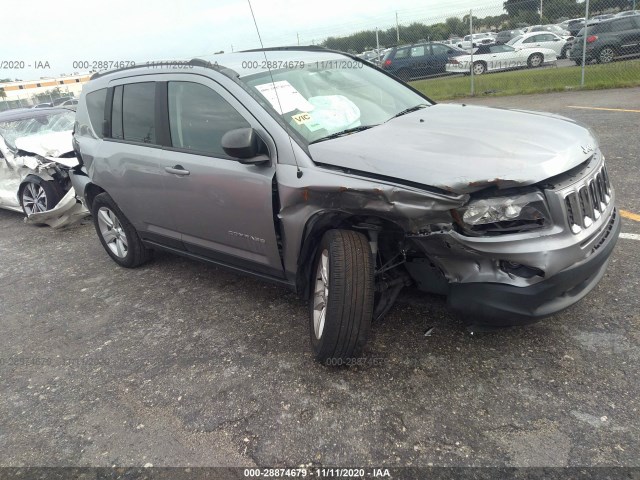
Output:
[2,0,505,81]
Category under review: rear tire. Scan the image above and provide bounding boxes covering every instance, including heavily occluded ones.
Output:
[92,192,152,268]
[396,69,411,82]
[309,230,374,365]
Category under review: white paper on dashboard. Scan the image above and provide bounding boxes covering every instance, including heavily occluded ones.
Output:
[255,81,314,115]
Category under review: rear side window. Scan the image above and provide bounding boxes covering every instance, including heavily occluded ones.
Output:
[167,82,250,157]
[85,88,107,138]
[114,82,156,144]
[394,48,410,59]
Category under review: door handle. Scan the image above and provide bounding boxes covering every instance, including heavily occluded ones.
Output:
[165,165,190,176]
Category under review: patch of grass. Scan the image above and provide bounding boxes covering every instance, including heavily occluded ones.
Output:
[410,60,640,101]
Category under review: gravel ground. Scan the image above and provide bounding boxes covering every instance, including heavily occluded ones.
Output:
[0,88,638,469]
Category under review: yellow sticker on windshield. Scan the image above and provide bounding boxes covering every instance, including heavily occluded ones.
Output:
[292,112,312,125]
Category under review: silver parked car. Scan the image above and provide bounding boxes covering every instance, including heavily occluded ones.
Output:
[71,48,620,363]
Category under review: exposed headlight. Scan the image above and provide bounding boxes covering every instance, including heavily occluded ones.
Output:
[455,191,551,234]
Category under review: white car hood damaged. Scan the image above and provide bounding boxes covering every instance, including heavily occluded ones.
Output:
[0,130,88,227]
[14,131,78,167]
[308,104,598,194]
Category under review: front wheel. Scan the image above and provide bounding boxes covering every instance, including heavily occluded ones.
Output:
[309,230,374,365]
[92,192,152,268]
[472,61,486,75]
[20,177,62,217]
[527,53,544,68]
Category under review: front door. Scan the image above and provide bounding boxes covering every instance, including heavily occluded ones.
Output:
[159,78,284,278]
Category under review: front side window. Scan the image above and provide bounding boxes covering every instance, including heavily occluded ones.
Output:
[410,46,426,57]
[613,18,635,31]
[168,82,250,157]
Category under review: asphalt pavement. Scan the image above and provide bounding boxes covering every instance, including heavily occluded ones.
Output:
[0,88,638,469]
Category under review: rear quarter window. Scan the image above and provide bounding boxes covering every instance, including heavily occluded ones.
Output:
[85,88,107,138]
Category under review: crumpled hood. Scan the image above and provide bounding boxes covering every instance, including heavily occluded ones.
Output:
[14,131,78,167]
[308,104,597,194]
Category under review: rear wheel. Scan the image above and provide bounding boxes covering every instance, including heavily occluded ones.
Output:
[527,53,544,68]
[309,230,374,365]
[597,47,615,64]
[92,192,152,268]
[20,177,62,216]
[561,46,570,59]
[396,69,411,82]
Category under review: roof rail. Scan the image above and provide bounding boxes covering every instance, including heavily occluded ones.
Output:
[241,45,329,53]
[89,58,224,80]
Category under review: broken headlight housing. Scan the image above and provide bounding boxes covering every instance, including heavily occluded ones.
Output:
[454,191,551,235]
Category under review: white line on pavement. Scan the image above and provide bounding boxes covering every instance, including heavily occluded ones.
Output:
[620,233,640,241]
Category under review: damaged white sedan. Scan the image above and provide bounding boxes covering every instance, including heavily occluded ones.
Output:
[0,108,88,228]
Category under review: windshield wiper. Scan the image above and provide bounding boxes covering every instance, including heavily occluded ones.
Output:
[389,104,430,120]
[309,125,378,144]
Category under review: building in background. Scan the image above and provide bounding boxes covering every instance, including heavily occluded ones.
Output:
[0,74,91,110]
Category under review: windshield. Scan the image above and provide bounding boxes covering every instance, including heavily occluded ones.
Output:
[507,35,523,45]
[239,58,430,144]
[0,111,75,151]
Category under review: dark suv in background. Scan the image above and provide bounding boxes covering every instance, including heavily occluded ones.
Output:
[570,15,640,64]
[381,42,466,81]
[495,29,524,44]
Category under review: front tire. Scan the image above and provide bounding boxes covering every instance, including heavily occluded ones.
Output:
[20,176,62,217]
[597,47,615,64]
[309,230,374,365]
[527,53,544,68]
[92,192,152,268]
[472,61,486,75]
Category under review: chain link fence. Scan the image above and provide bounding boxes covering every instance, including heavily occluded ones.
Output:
[239,0,640,101]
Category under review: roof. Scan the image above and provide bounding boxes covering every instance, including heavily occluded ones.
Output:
[89,47,356,83]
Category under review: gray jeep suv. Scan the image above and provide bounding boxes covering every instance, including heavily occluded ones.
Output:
[71,47,620,363]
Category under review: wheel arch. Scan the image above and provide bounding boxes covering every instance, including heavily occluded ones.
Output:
[84,183,107,212]
[295,210,405,299]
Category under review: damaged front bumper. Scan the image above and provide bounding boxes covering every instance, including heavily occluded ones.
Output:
[446,209,620,325]
[24,188,89,229]
[405,155,620,326]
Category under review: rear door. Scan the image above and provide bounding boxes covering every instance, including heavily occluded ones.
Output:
[96,79,181,247]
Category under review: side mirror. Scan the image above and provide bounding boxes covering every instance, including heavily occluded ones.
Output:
[221,128,270,165]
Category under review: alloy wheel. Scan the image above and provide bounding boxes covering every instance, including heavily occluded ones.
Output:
[22,182,48,214]
[313,249,330,339]
[97,207,129,258]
